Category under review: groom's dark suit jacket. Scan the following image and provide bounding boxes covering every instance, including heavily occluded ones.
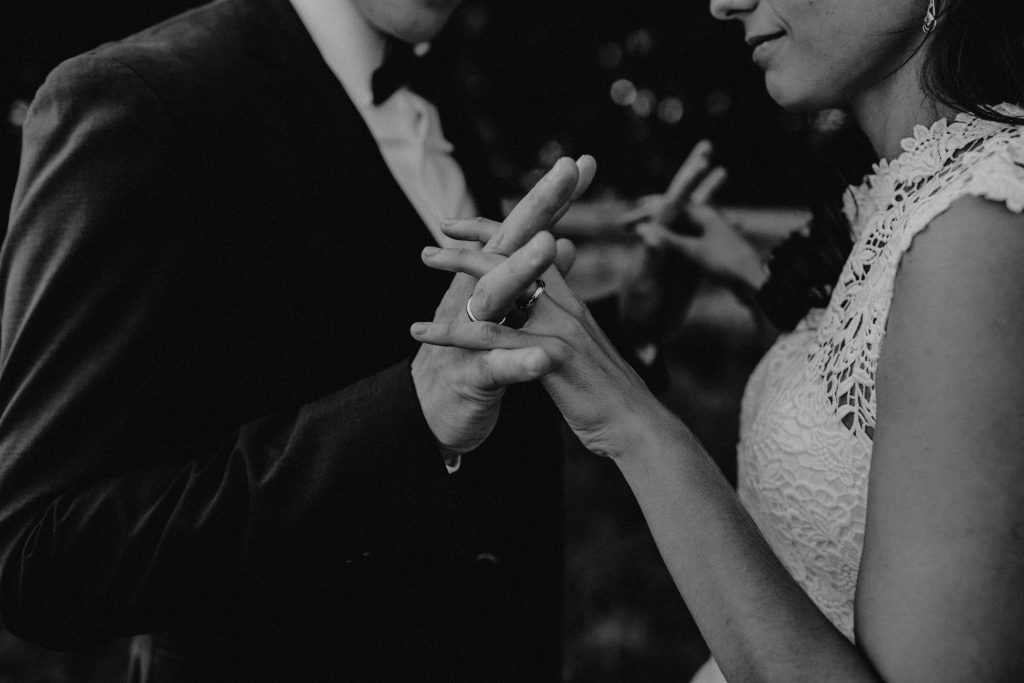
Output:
[0,0,563,679]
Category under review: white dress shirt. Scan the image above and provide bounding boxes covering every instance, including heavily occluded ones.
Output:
[288,0,479,247]
[289,0,480,472]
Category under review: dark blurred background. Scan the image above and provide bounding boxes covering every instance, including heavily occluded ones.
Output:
[0,0,874,680]
[1,0,840,222]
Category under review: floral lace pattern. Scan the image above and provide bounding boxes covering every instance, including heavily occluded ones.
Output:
[736,104,1024,639]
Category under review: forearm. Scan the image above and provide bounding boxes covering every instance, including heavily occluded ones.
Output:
[615,417,878,682]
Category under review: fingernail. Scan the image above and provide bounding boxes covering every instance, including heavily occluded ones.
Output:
[440,218,457,226]
[547,157,570,175]
[422,246,440,257]
[410,322,427,335]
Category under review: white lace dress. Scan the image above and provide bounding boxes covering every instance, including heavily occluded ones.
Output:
[693,104,1024,683]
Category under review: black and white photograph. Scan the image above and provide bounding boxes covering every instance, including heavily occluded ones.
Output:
[0,0,1022,680]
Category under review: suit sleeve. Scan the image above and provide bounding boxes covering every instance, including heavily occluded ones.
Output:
[0,54,464,649]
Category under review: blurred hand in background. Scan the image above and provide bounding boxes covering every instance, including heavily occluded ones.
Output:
[630,141,767,296]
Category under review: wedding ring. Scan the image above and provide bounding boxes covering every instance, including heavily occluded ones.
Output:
[516,279,546,311]
[466,295,507,325]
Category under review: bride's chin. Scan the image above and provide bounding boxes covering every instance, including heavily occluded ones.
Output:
[764,76,832,115]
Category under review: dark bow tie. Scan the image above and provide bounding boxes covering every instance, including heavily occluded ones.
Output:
[371,38,431,105]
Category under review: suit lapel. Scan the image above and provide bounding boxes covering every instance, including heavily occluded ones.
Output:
[192,0,453,404]
[258,2,407,197]
[247,0,501,220]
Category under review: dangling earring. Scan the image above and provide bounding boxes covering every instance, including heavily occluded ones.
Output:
[922,0,937,34]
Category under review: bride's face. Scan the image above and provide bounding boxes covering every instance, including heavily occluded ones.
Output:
[708,0,926,111]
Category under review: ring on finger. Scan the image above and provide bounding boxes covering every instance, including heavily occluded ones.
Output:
[466,295,507,325]
[516,279,546,311]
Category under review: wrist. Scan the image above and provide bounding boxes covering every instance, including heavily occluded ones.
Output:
[608,399,689,463]
[614,410,703,489]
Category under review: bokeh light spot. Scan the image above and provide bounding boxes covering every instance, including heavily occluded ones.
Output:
[538,139,565,166]
[657,97,684,124]
[7,100,29,129]
[631,89,656,118]
[625,30,654,56]
[610,79,637,106]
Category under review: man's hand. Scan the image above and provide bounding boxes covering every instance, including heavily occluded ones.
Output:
[411,156,595,456]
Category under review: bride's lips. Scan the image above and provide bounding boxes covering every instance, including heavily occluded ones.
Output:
[746,30,786,66]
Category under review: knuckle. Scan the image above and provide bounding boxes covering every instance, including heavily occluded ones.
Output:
[474,288,494,312]
[485,235,507,254]
[523,351,549,378]
[480,323,501,344]
[564,316,588,343]
[550,339,572,363]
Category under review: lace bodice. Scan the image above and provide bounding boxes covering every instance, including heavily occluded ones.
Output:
[736,104,1024,639]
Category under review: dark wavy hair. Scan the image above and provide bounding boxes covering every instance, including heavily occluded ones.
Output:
[758,0,1024,331]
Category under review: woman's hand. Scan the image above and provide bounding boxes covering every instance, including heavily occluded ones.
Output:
[410,156,594,457]
[412,218,681,460]
[627,141,768,294]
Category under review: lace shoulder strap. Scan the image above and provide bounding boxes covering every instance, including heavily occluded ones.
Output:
[811,122,1024,442]
[894,127,1024,257]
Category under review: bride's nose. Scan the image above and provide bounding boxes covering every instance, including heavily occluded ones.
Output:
[710,0,757,21]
